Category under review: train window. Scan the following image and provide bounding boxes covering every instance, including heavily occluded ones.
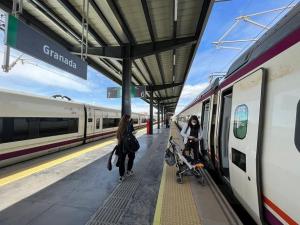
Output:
[233,104,248,139]
[0,118,3,143]
[295,101,300,151]
[0,117,78,144]
[13,118,30,141]
[96,118,100,129]
[132,119,138,124]
[141,118,147,123]
[68,118,78,133]
[103,118,120,129]
[232,148,246,172]
[39,118,78,137]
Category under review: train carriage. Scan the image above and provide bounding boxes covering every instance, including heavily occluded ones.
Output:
[176,4,300,225]
[0,89,147,168]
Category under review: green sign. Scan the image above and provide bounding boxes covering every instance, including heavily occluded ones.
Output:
[107,86,146,98]
[5,15,87,79]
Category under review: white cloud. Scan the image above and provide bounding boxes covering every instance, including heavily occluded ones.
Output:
[180,82,209,100]
[175,105,185,115]
[0,52,93,93]
[173,82,209,115]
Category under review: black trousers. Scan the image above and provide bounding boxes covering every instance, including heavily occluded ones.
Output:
[185,141,200,162]
[118,152,135,177]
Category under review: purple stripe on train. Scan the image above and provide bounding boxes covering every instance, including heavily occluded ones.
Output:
[264,207,283,225]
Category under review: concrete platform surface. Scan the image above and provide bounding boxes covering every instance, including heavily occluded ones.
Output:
[0,127,169,225]
[152,124,243,225]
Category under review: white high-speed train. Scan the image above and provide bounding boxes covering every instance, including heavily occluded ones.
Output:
[176,5,300,225]
[0,89,148,168]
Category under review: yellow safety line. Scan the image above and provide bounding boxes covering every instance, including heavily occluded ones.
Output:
[153,163,167,225]
[0,128,147,187]
[0,140,116,187]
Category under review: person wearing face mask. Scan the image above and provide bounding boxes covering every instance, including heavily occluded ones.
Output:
[180,115,203,162]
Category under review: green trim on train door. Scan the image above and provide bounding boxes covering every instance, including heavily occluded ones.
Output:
[6,15,18,48]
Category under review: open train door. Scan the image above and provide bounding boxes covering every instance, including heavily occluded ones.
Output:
[228,68,266,224]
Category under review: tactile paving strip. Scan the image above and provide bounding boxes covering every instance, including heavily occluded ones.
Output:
[86,131,163,225]
[158,125,202,225]
[85,176,141,225]
[160,165,202,225]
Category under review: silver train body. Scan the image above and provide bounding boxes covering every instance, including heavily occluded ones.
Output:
[0,90,147,168]
[176,5,300,225]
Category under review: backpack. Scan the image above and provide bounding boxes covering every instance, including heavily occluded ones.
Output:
[124,132,140,153]
[123,124,140,153]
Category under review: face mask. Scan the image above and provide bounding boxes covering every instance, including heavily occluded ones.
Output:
[191,121,197,126]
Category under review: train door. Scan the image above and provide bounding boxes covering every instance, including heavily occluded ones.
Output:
[86,107,94,135]
[228,69,265,223]
[218,89,232,180]
[94,110,102,133]
[201,100,210,155]
[208,95,217,168]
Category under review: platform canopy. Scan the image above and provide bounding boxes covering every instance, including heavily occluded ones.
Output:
[0,0,213,113]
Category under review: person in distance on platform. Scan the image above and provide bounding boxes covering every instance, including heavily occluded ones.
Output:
[165,117,170,128]
[180,115,203,163]
[116,114,136,182]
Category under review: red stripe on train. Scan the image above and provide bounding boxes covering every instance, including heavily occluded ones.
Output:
[263,196,298,225]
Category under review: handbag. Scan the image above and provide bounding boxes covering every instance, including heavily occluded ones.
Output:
[124,132,140,153]
[107,145,118,171]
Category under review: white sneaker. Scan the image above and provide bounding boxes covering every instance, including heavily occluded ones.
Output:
[126,170,134,177]
[119,176,125,182]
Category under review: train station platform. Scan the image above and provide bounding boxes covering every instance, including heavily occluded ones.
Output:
[0,125,242,225]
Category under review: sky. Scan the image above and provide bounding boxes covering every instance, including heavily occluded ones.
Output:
[0,0,298,115]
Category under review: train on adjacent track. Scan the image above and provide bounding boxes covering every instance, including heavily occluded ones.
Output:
[176,5,300,225]
[0,90,148,168]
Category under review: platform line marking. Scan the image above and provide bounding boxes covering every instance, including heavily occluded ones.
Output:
[0,140,116,187]
[153,163,167,225]
[0,129,147,187]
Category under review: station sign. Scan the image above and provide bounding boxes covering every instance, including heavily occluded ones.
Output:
[107,86,146,98]
[107,87,121,98]
[4,15,87,79]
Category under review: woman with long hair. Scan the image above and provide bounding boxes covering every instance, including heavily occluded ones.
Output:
[116,114,135,182]
[180,115,203,162]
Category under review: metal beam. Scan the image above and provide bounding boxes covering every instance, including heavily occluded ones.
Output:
[141,58,156,85]
[163,101,177,107]
[70,37,196,59]
[107,0,162,99]
[146,82,183,91]
[0,1,72,48]
[86,58,122,85]
[151,96,179,101]
[89,0,122,44]
[141,0,167,97]
[58,0,106,46]
[107,0,134,43]
[25,0,133,89]
[29,0,82,44]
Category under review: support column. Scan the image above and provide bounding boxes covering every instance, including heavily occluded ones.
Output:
[157,101,160,129]
[149,90,153,134]
[162,105,164,126]
[121,57,132,116]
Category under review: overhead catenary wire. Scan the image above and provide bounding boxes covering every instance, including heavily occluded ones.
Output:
[219,0,298,73]
[213,3,297,51]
